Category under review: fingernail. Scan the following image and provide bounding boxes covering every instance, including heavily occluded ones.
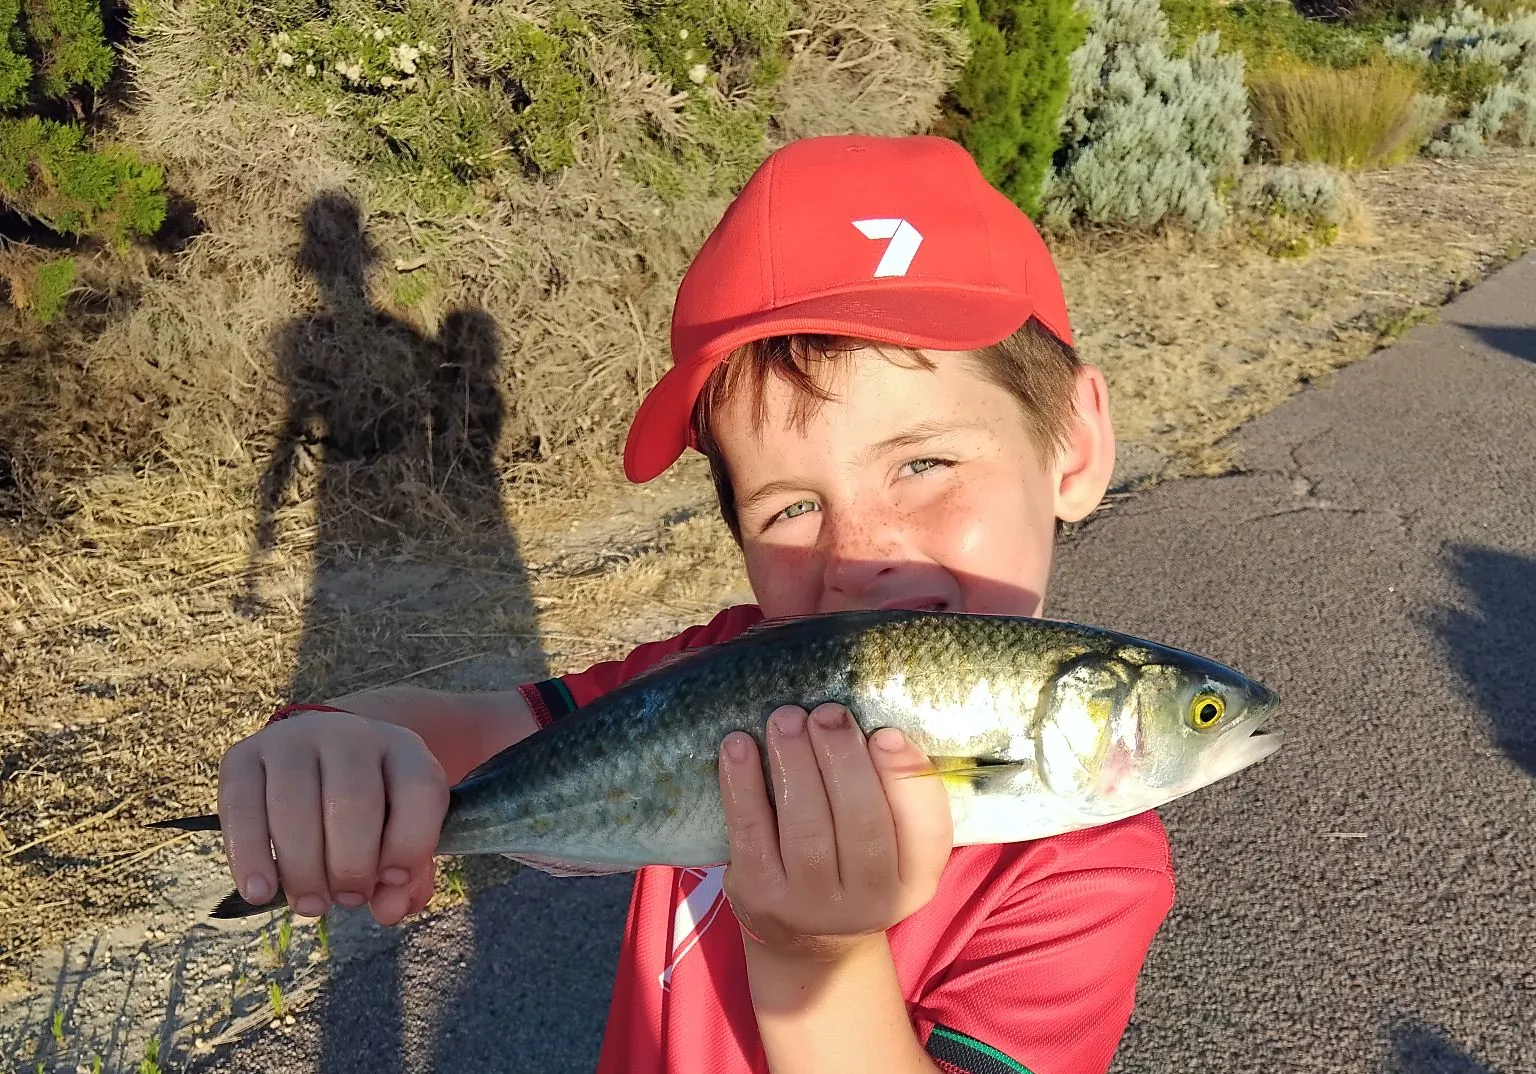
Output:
[335,891,366,908]
[381,867,410,886]
[873,727,906,752]
[812,705,847,730]
[243,875,272,903]
[294,895,327,918]
[774,710,805,737]
[722,733,750,763]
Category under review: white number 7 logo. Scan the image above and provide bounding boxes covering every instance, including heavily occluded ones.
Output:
[853,218,923,278]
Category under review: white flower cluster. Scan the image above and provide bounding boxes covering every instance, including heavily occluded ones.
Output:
[268,30,319,77]
[263,21,437,91]
[390,43,421,75]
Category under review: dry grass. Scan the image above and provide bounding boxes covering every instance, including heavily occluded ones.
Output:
[0,0,965,529]
[1249,60,1445,170]
[1470,0,1536,18]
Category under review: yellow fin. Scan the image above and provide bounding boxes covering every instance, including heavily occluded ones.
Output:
[901,757,1024,788]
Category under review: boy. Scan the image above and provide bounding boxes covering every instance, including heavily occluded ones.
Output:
[215,134,1175,1074]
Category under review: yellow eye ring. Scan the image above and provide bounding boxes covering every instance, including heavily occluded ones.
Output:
[1189,693,1225,731]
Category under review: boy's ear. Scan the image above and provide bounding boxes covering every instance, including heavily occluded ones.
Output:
[1053,364,1116,524]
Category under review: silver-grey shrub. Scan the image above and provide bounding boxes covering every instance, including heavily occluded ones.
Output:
[1041,0,1249,235]
[1385,3,1536,156]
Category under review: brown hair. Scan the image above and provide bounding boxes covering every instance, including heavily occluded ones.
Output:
[690,317,1083,542]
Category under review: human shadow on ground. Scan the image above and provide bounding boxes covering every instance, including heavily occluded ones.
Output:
[1432,545,1536,777]
[243,190,550,1073]
[1464,325,1536,364]
[1390,1018,1498,1074]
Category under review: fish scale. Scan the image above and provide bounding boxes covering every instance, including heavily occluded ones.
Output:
[148,609,1282,918]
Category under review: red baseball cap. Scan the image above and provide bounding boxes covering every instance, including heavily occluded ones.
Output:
[622,134,1074,483]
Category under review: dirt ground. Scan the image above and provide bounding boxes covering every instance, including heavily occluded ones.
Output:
[3,145,1536,1070]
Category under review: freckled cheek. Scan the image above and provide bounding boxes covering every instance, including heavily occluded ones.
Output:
[926,485,1007,568]
[742,543,823,616]
[929,483,1049,591]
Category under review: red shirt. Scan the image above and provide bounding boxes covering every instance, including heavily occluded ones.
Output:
[517,605,1175,1074]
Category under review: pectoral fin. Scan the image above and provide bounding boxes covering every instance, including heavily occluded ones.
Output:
[904,756,1027,792]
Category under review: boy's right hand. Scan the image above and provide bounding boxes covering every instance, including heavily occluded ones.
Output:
[217,708,450,925]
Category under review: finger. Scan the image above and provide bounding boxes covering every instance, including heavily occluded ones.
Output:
[870,728,953,895]
[319,737,386,910]
[718,729,785,892]
[376,728,450,890]
[263,743,331,919]
[404,863,436,916]
[806,704,897,892]
[368,862,435,926]
[763,705,839,892]
[217,741,277,906]
[368,875,414,926]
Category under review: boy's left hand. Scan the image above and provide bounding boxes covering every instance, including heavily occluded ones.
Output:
[718,703,953,963]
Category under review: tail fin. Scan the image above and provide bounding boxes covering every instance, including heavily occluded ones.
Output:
[147,814,285,918]
[211,885,289,919]
[147,813,223,832]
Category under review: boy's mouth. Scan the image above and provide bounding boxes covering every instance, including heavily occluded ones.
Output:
[878,598,950,613]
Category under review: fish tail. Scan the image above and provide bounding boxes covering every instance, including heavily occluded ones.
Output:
[210,886,289,919]
[145,814,288,918]
[148,812,223,832]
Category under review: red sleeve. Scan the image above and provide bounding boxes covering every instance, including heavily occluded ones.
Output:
[913,814,1176,1074]
[516,604,765,724]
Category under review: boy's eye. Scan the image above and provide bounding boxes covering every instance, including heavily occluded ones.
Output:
[780,499,818,520]
[905,457,950,475]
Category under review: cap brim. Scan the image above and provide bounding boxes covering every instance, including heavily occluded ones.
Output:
[623,284,1056,483]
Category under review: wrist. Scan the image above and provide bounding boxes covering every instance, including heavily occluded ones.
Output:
[742,926,888,978]
[264,701,354,728]
[744,930,937,1073]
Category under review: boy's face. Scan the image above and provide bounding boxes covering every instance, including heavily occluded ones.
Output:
[714,346,1116,620]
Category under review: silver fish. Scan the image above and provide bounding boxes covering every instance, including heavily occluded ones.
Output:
[153,610,1281,918]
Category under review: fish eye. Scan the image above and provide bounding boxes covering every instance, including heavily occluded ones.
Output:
[1189,692,1225,732]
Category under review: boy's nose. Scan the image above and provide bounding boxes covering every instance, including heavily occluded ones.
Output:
[822,517,906,597]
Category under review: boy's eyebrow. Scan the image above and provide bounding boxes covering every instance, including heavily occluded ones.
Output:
[859,419,986,464]
[738,421,989,517]
[737,479,810,518]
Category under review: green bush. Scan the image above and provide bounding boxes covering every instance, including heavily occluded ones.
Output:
[1417,53,1510,110]
[632,0,788,95]
[0,0,168,248]
[31,255,75,324]
[936,0,1088,216]
[1,0,32,109]
[488,17,594,174]
[0,116,167,245]
[22,0,115,100]
[1163,0,1384,71]
[1043,0,1250,235]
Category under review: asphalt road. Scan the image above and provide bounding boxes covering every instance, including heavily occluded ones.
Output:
[191,253,1536,1074]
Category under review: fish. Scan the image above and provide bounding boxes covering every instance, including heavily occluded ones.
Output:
[150,609,1282,919]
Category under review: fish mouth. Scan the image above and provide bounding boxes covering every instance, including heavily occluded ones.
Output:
[1223,700,1284,769]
